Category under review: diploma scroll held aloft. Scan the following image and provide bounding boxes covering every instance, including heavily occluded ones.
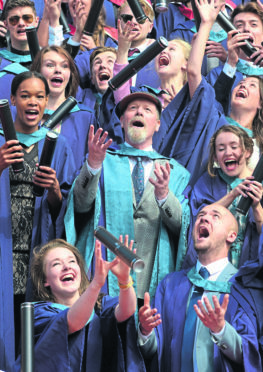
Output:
[94,226,145,273]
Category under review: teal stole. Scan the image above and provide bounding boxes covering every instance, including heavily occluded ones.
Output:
[43,105,81,133]
[190,25,227,42]
[218,169,247,268]
[0,49,31,64]
[226,117,253,138]
[34,302,95,325]
[236,59,263,77]
[65,144,190,298]
[0,62,28,78]
[187,267,232,293]
[0,126,48,147]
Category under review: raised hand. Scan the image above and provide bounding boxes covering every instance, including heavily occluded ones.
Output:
[194,0,224,26]
[110,235,133,285]
[92,239,119,290]
[149,161,170,200]
[87,125,112,169]
[139,292,162,336]
[194,294,229,333]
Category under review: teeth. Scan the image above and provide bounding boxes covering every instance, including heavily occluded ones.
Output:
[99,73,110,81]
[159,56,169,66]
[61,274,74,281]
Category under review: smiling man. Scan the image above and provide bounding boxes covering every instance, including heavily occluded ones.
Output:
[138,203,262,371]
[0,0,39,103]
[65,91,190,303]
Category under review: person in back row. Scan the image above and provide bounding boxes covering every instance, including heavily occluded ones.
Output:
[65,91,190,305]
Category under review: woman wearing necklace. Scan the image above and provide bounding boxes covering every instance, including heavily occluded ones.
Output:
[0,70,75,370]
[12,238,145,372]
[184,125,263,270]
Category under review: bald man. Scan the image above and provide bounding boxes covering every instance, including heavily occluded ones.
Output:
[138,204,261,372]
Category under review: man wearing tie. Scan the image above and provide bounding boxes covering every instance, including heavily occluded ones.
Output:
[138,204,262,371]
[65,92,190,303]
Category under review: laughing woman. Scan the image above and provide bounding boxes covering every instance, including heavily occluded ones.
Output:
[0,71,75,371]
[31,45,97,169]
[184,125,263,270]
[13,238,145,372]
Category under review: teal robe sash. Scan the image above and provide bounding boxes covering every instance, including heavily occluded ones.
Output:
[190,26,227,42]
[0,62,28,78]
[0,127,48,147]
[65,144,190,298]
[0,49,31,64]
[187,267,232,293]
[226,117,253,137]
[236,59,263,77]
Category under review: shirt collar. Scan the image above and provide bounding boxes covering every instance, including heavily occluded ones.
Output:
[196,257,229,277]
[124,141,153,152]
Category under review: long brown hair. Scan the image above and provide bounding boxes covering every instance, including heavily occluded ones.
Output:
[30,45,80,98]
[31,239,90,303]
[207,125,254,177]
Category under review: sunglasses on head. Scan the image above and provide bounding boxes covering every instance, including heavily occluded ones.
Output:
[120,14,134,23]
[8,14,34,26]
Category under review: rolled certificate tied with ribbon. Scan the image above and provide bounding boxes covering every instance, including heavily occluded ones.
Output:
[33,131,58,197]
[216,11,260,64]
[59,7,71,34]
[155,0,168,13]
[26,26,40,60]
[21,302,34,372]
[0,99,24,173]
[236,154,263,215]
[94,226,145,273]
[83,0,104,36]
[127,0,148,23]
[43,96,77,130]
[109,36,168,90]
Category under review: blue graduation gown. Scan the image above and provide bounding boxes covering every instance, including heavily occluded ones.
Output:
[151,269,262,372]
[0,134,76,372]
[153,77,227,186]
[12,297,146,372]
[170,20,228,76]
[233,232,263,358]
[0,52,30,104]
[183,170,261,269]
[154,3,191,40]
[46,105,96,171]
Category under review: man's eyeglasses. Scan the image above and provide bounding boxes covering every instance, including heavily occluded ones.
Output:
[120,14,134,23]
[8,14,34,26]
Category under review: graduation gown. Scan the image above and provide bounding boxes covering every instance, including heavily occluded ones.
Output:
[153,77,227,186]
[0,134,76,372]
[183,170,261,269]
[12,297,146,372]
[149,267,262,372]
[45,105,96,171]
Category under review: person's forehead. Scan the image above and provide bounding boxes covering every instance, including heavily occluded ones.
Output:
[94,51,116,62]
[43,51,68,62]
[120,4,133,14]
[240,77,260,85]
[234,11,263,24]
[45,247,75,263]
[7,6,35,16]
[199,205,226,216]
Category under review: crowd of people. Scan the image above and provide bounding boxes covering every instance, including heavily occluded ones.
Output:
[0,0,263,371]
